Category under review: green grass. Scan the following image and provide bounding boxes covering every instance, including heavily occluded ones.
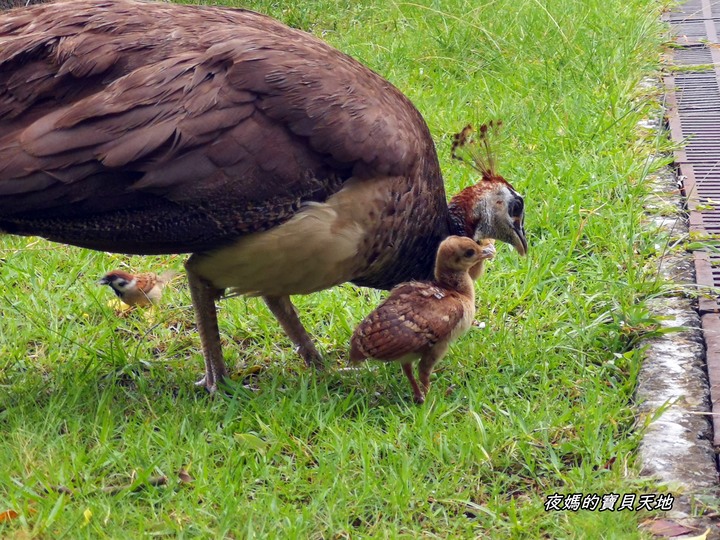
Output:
[0,0,676,537]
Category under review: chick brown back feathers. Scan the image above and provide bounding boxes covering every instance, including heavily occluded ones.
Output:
[350,283,467,362]
[350,236,491,365]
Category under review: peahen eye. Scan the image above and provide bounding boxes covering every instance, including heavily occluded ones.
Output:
[508,196,524,218]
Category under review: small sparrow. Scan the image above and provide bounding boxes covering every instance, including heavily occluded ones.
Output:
[99,269,178,307]
[350,236,495,404]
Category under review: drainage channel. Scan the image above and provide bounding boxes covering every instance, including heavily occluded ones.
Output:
[666,0,720,449]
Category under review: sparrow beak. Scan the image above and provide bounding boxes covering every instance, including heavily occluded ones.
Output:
[98,277,110,285]
[512,218,527,256]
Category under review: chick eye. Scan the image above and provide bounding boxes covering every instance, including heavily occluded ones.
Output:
[464,249,476,258]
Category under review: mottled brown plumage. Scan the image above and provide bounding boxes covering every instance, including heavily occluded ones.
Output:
[0,0,526,392]
[350,237,496,403]
[0,0,434,255]
[99,269,178,307]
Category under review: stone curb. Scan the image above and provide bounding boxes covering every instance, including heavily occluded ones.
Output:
[638,163,720,534]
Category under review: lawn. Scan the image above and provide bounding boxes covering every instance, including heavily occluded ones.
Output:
[1,0,674,537]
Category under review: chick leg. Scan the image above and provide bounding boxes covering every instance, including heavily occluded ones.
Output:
[264,295,324,369]
[418,347,444,397]
[185,265,228,393]
[401,362,425,404]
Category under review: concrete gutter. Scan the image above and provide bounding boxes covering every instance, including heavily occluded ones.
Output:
[637,157,720,531]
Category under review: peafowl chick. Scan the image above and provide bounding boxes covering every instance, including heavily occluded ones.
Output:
[350,236,495,403]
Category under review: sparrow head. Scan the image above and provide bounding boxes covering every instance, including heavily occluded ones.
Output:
[448,122,527,256]
[98,270,137,296]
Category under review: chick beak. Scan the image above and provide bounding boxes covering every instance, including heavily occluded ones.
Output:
[512,218,527,256]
